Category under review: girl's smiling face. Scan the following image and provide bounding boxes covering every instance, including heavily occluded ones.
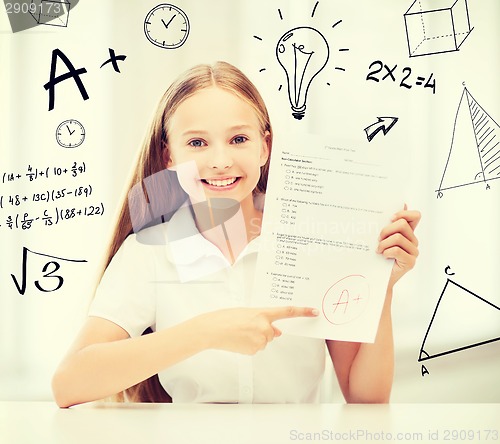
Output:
[166,86,270,207]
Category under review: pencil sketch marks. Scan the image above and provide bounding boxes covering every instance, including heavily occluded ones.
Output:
[419,269,500,376]
[364,117,399,142]
[437,87,500,196]
[322,275,369,325]
[404,0,473,57]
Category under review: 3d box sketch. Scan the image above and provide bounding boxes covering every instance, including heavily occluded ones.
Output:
[29,0,71,28]
[404,0,473,57]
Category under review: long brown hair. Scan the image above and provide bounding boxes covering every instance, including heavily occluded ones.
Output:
[98,61,273,402]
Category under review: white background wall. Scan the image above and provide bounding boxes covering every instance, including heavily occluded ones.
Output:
[0,0,499,403]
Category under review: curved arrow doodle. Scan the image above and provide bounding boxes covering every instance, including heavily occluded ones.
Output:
[364,116,399,142]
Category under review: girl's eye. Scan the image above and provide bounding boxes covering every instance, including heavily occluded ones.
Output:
[231,135,248,144]
[188,139,206,148]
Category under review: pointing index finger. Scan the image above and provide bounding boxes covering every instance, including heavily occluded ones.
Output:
[264,306,319,322]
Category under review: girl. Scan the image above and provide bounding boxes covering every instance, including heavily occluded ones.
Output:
[52,61,420,407]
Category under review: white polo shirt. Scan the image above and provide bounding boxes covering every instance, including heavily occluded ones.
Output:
[89,199,326,403]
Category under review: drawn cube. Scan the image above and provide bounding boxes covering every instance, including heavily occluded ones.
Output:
[404,0,473,57]
[29,0,71,27]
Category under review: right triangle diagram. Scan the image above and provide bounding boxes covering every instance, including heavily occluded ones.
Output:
[437,87,500,194]
[419,279,500,362]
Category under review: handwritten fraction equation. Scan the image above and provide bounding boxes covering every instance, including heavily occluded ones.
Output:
[366,58,436,94]
[2,162,86,183]
[0,203,105,230]
[0,185,93,209]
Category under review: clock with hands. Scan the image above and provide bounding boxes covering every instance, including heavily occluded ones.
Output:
[56,119,85,148]
[144,4,190,49]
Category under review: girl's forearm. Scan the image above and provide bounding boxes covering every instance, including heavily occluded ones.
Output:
[346,287,395,403]
[53,305,314,408]
[52,319,205,408]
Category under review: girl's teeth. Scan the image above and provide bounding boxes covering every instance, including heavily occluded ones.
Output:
[206,178,237,187]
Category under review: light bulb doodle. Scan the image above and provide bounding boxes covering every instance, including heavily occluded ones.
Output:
[276,26,329,120]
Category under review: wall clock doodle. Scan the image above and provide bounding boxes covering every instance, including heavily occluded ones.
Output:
[55,119,85,148]
[144,4,190,49]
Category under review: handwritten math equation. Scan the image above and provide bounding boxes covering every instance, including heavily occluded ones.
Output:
[0,185,93,208]
[0,203,105,230]
[0,161,105,230]
[11,247,87,295]
[366,58,436,94]
[2,161,86,183]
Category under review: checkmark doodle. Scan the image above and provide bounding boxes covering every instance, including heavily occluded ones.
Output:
[3,0,80,33]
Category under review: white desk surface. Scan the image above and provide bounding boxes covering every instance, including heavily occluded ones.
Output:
[1,402,499,444]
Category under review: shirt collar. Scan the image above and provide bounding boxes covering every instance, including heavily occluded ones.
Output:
[166,196,264,266]
[166,201,221,265]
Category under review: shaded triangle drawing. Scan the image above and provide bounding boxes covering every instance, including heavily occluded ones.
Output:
[437,87,500,194]
[418,279,500,362]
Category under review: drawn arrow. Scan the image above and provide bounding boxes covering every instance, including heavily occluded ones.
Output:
[364,117,399,142]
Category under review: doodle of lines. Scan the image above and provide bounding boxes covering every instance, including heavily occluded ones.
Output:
[436,87,500,196]
[30,0,71,28]
[4,0,79,33]
[418,278,500,363]
[404,0,474,58]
